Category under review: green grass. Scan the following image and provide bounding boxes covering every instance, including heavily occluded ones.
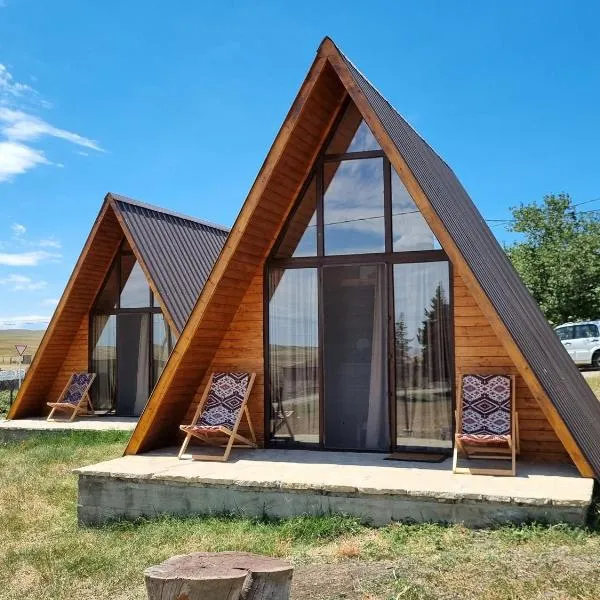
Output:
[585,372,600,399]
[2,432,600,599]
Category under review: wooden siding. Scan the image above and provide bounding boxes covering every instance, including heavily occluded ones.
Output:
[178,266,571,463]
[182,270,265,442]
[48,315,89,405]
[9,205,123,417]
[454,270,570,463]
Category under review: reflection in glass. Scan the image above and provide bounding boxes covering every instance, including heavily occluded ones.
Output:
[324,159,385,255]
[392,168,440,252]
[323,264,388,451]
[120,255,151,308]
[274,176,317,258]
[94,263,119,312]
[117,313,150,416]
[153,313,173,387]
[269,268,319,444]
[91,315,117,412]
[326,102,381,154]
[394,262,452,449]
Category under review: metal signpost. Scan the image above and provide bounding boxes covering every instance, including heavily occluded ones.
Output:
[15,344,27,388]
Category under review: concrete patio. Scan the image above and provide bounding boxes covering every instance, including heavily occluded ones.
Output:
[75,448,594,527]
[0,416,136,442]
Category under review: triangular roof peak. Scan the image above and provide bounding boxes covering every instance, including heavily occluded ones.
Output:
[126,39,600,479]
[8,195,227,419]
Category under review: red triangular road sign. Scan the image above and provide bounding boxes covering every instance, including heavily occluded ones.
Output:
[15,344,27,356]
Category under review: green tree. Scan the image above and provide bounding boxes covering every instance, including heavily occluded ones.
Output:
[506,193,600,325]
[417,284,451,382]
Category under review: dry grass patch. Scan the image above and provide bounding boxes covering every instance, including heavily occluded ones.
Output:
[1,432,600,600]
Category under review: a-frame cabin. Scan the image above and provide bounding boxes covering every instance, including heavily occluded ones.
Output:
[126,38,600,479]
[8,194,228,419]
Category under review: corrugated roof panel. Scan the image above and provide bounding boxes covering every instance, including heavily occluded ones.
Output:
[339,50,600,477]
[111,195,229,332]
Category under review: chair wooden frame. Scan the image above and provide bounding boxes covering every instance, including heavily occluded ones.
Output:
[178,372,257,462]
[46,372,96,422]
[452,370,519,476]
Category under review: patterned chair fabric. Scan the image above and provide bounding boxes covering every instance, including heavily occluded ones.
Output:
[196,372,251,430]
[62,372,95,405]
[459,374,512,444]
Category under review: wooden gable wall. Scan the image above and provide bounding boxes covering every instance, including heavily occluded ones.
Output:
[9,205,123,418]
[174,261,571,463]
[127,46,575,468]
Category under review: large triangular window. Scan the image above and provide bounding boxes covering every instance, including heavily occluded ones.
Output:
[271,100,441,259]
[326,102,381,154]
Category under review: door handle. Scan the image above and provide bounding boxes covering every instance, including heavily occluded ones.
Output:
[592,339,599,342]
[564,342,572,346]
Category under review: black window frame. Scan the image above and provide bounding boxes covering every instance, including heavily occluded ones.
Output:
[88,239,174,414]
[264,98,453,453]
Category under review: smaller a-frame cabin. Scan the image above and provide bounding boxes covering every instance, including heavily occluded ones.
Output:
[123,38,600,482]
[7,194,228,419]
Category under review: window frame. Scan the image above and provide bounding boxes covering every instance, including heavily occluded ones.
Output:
[88,239,173,414]
[555,326,575,341]
[265,98,453,453]
[574,324,599,340]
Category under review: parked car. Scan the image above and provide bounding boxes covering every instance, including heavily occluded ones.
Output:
[555,321,600,368]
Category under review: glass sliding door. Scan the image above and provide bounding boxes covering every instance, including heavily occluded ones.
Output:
[116,313,150,417]
[322,264,389,451]
[91,315,117,412]
[393,262,452,449]
[268,268,319,445]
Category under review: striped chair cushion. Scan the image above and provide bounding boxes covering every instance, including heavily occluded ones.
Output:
[457,433,510,447]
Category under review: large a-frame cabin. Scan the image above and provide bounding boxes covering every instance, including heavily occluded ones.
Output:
[124,38,600,479]
[8,194,228,419]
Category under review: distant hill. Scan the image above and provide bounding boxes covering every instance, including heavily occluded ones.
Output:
[0,329,46,358]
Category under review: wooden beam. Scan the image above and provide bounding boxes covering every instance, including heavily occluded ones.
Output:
[322,40,594,478]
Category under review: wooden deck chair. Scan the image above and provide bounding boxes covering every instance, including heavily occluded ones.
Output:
[178,372,257,462]
[47,372,96,422]
[453,372,519,476]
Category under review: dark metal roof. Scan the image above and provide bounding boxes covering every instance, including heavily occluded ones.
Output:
[339,48,600,477]
[110,194,229,333]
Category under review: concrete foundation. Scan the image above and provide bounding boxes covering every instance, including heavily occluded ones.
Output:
[75,449,594,528]
[0,417,136,442]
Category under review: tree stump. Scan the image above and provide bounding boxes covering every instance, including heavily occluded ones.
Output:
[144,552,293,600]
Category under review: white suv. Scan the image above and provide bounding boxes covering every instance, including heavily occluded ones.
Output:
[555,321,600,368]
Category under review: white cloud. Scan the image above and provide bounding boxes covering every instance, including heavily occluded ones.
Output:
[0,250,60,266]
[0,314,50,329]
[41,297,59,307]
[0,141,49,182]
[0,64,32,98]
[0,65,104,182]
[0,273,46,290]
[0,108,103,152]
[38,237,61,249]
[11,223,25,236]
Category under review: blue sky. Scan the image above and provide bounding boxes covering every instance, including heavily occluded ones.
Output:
[0,1,599,329]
